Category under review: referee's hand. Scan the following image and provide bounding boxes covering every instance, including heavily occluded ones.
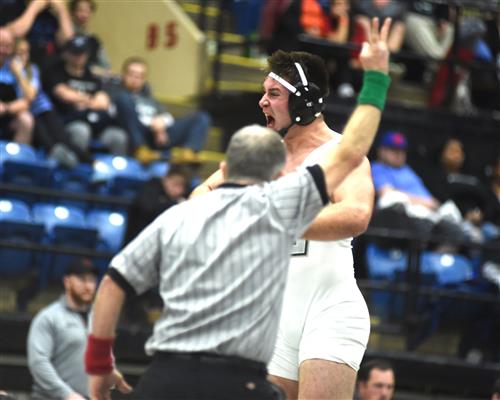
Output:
[89,368,132,400]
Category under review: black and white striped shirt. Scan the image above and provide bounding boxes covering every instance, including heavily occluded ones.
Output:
[109,165,328,363]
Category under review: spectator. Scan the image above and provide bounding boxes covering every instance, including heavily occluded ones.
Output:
[299,0,356,96]
[421,137,492,243]
[481,155,500,288]
[264,0,302,54]
[68,0,110,77]
[300,0,327,38]
[429,16,490,112]
[5,0,74,66]
[403,1,455,85]
[492,376,500,400]
[470,11,500,112]
[45,34,127,158]
[13,37,89,167]
[0,27,33,144]
[27,258,99,400]
[370,131,467,246]
[353,0,407,54]
[264,0,351,52]
[405,1,454,60]
[112,57,210,164]
[485,155,500,226]
[355,359,395,400]
[326,0,351,44]
[125,164,191,243]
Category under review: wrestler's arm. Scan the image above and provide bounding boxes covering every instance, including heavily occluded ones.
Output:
[190,168,224,198]
[303,158,374,241]
[318,17,390,214]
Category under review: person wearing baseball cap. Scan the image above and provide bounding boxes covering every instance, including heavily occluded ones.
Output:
[372,130,437,208]
[44,33,128,159]
[370,130,467,248]
[64,34,91,55]
[378,131,408,151]
[27,258,102,400]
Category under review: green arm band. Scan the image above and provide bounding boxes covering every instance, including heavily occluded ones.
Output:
[357,70,391,111]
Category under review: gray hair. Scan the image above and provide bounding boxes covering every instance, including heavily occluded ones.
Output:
[226,125,286,183]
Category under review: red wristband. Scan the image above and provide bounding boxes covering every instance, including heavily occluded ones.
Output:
[84,335,115,375]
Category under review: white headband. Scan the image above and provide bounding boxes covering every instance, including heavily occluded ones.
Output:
[268,72,298,95]
[294,62,308,86]
[268,62,310,96]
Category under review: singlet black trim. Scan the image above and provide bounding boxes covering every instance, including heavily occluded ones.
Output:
[306,165,329,205]
[217,182,247,189]
[107,267,137,297]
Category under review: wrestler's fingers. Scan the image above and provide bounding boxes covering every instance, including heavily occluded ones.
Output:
[380,17,392,44]
[369,17,379,45]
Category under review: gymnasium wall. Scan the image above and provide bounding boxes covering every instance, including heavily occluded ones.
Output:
[89,0,207,99]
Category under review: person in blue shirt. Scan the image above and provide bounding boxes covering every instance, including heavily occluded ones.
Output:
[0,27,33,144]
[13,37,90,167]
[371,131,439,210]
[370,130,466,246]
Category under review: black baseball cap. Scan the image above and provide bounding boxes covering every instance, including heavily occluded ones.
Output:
[65,258,99,276]
[65,35,90,54]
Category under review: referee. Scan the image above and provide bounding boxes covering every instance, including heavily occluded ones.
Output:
[85,18,391,400]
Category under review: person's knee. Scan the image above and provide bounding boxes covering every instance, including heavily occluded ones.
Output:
[112,91,135,110]
[16,111,34,131]
[100,127,128,155]
[65,121,92,151]
[194,111,211,130]
[12,111,34,143]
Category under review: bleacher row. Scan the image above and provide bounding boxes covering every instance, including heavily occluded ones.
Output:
[0,139,174,286]
[364,243,477,322]
[0,140,171,200]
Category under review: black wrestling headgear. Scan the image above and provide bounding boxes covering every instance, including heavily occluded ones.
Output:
[268,62,324,126]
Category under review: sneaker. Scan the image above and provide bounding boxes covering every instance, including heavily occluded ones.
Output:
[134,145,162,164]
[49,143,79,168]
[170,147,202,165]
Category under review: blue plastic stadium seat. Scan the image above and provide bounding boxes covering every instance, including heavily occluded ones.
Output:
[0,198,44,276]
[92,154,147,198]
[51,164,94,209]
[86,209,127,253]
[421,252,474,286]
[365,243,409,321]
[0,141,53,188]
[32,203,98,283]
[86,209,127,273]
[365,243,408,279]
[147,161,169,179]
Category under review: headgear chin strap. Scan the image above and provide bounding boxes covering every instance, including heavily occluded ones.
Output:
[268,62,324,126]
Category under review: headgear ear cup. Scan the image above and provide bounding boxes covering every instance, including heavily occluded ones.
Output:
[288,63,325,126]
[267,62,325,127]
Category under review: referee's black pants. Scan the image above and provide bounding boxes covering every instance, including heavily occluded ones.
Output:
[129,351,285,400]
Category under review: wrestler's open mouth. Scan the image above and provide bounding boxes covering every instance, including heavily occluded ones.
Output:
[265,114,275,128]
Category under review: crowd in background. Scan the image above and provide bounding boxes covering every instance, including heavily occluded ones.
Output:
[0,1,500,398]
[0,0,211,169]
[257,0,500,113]
[252,0,500,364]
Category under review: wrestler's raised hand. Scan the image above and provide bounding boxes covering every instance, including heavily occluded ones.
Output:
[359,17,391,74]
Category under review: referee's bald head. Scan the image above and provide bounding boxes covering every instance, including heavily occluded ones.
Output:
[224,125,286,183]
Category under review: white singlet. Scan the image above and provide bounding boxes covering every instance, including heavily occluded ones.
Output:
[267,135,371,381]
